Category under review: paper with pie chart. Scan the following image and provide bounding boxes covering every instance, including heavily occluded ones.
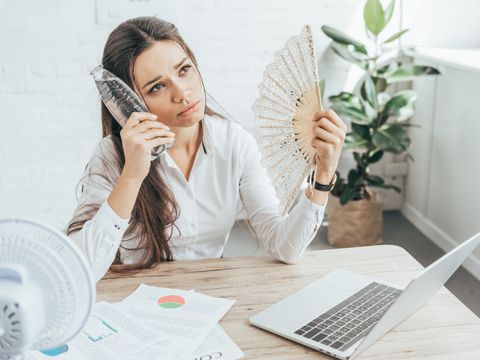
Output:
[26,302,163,360]
[114,284,236,360]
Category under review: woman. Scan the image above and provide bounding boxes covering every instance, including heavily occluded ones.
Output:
[68,16,347,282]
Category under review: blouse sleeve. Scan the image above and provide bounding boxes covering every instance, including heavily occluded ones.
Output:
[238,128,326,264]
[68,138,130,282]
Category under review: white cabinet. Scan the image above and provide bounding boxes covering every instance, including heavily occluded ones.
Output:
[402,47,480,280]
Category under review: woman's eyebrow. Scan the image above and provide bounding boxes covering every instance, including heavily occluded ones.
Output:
[141,57,189,89]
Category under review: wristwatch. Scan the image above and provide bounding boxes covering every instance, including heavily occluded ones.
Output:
[309,173,337,192]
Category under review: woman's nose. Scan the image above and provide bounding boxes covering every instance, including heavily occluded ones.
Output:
[171,81,191,103]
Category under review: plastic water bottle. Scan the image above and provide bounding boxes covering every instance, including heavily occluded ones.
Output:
[90,64,169,160]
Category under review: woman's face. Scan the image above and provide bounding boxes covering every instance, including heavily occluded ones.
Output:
[132,40,205,128]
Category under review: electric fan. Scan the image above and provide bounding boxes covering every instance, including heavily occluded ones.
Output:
[0,219,95,359]
[253,25,323,215]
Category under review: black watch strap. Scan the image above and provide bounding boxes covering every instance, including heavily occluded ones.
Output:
[314,181,334,192]
[308,173,337,192]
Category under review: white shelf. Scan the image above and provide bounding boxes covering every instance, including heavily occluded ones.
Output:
[405,47,480,74]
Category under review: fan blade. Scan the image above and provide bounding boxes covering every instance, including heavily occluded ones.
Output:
[276,39,311,94]
[263,66,303,102]
[256,86,294,112]
[253,97,294,120]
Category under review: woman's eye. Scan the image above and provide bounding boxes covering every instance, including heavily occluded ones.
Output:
[150,83,165,93]
[180,65,192,74]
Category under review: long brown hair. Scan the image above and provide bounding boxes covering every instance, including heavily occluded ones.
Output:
[68,16,221,272]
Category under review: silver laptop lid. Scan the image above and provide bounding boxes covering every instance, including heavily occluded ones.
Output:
[350,232,480,358]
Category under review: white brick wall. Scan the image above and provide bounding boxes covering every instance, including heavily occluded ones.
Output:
[0,0,360,230]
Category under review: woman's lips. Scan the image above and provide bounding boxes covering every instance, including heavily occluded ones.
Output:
[178,101,199,116]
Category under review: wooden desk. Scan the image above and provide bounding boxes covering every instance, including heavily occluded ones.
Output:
[97,245,480,359]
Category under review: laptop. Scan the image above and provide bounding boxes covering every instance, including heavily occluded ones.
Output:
[250,232,480,359]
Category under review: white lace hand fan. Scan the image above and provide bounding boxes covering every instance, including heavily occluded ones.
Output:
[253,25,323,215]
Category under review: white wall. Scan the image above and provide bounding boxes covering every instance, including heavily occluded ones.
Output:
[402,0,480,48]
[0,0,359,229]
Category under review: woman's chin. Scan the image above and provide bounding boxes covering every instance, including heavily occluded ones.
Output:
[175,111,204,127]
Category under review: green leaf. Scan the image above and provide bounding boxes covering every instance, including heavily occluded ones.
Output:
[372,76,387,93]
[396,105,415,121]
[372,124,411,153]
[330,42,369,69]
[365,174,385,185]
[383,90,417,117]
[321,25,368,54]
[353,152,363,166]
[331,103,370,124]
[348,169,360,185]
[340,185,358,205]
[344,135,369,151]
[364,0,386,36]
[380,64,440,83]
[368,149,384,163]
[361,76,378,110]
[351,123,371,141]
[377,92,391,111]
[344,141,369,151]
[363,100,378,120]
[376,63,391,75]
[329,92,364,112]
[384,0,395,25]
[329,91,356,104]
[383,29,409,44]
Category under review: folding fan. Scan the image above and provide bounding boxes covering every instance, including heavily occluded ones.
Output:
[253,25,323,215]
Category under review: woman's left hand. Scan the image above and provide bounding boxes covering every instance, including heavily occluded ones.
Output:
[311,109,347,184]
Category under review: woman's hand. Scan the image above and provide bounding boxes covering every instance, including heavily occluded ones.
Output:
[311,109,347,184]
[120,112,175,182]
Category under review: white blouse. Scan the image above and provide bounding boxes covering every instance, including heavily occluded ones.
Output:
[69,115,326,282]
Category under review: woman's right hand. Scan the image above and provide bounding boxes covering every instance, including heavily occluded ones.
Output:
[120,112,175,182]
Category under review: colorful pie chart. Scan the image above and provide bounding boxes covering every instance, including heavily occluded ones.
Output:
[40,344,69,356]
[157,295,186,309]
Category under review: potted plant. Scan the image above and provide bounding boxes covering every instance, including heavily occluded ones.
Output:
[321,0,439,247]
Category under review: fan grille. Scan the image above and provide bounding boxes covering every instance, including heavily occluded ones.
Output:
[0,219,94,350]
[0,303,20,350]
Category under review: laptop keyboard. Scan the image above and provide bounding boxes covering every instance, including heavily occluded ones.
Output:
[293,282,401,351]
